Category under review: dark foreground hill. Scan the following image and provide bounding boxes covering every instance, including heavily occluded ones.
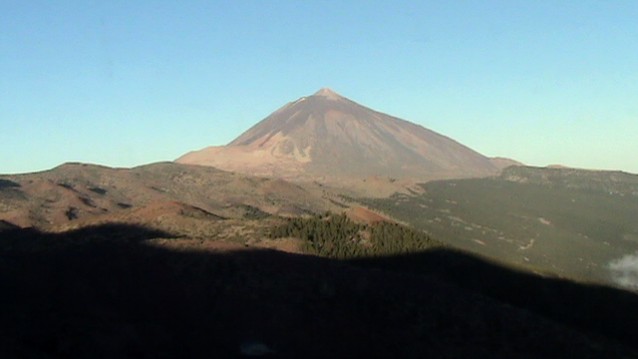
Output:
[1,224,636,358]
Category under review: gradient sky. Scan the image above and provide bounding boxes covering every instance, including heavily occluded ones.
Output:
[1,1,637,174]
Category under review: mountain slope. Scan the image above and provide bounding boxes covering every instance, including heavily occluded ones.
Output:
[177,88,499,181]
[0,162,340,230]
[363,166,638,288]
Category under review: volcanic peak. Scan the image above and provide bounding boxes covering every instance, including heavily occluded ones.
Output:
[177,88,501,181]
[313,87,343,100]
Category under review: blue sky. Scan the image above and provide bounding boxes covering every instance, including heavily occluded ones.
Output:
[1,1,637,174]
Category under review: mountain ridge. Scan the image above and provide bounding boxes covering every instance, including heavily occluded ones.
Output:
[0,162,341,230]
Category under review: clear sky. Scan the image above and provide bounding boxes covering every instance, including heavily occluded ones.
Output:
[1,1,637,174]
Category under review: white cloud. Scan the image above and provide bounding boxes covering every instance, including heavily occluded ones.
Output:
[609,252,638,291]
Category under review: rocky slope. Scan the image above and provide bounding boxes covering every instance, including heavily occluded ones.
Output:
[0,162,342,230]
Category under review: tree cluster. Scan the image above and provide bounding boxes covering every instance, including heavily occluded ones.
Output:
[269,212,440,259]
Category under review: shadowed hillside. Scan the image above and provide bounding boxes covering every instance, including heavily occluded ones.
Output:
[351,250,638,351]
[1,224,636,358]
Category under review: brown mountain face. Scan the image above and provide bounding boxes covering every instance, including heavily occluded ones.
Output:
[0,162,340,230]
[177,88,500,181]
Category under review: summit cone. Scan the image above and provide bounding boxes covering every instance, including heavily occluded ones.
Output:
[177,89,499,181]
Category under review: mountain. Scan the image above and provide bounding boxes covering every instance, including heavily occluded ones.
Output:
[177,88,501,181]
